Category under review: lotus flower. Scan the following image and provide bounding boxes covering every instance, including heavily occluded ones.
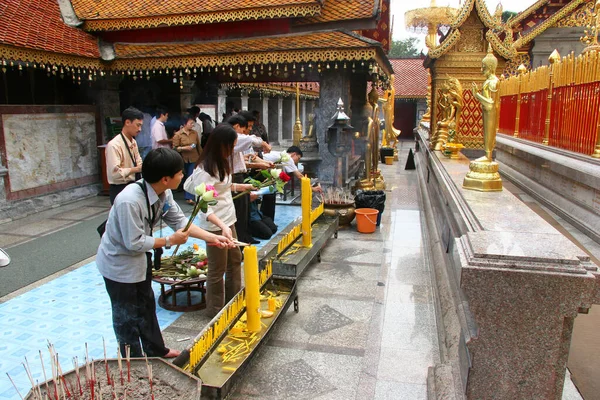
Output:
[202,190,215,202]
[280,153,291,163]
[205,184,218,197]
[194,183,206,196]
[270,168,282,179]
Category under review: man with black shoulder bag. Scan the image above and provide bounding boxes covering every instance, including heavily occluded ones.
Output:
[106,106,145,205]
[96,148,234,359]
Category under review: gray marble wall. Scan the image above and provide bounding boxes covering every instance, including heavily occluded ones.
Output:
[496,134,600,244]
[414,126,600,399]
[531,27,586,68]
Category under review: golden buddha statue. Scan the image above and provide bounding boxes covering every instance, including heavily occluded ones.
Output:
[434,77,462,151]
[463,45,503,191]
[356,87,385,190]
[381,76,402,160]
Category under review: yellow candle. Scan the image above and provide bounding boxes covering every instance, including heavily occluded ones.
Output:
[301,176,312,247]
[243,246,261,332]
[268,298,276,312]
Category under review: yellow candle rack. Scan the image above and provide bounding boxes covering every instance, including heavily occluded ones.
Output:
[259,260,273,286]
[186,260,274,372]
[187,290,246,372]
[301,176,312,247]
[277,223,302,254]
[310,202,324,224]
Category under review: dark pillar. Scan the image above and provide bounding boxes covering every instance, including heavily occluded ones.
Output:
[316,69,351,186]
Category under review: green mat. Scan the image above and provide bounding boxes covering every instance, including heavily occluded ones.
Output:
[0,214,107,297]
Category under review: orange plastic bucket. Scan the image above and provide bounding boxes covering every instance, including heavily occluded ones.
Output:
[355,208,379,233]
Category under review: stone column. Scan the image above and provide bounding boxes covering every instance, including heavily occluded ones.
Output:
[350,73,368,130]
[217,88,227,124]
[268,96,279,145]
[277,97,283,144]
[180,80,195,114]
[301,99,306,136]
[96,75,122,143]
[290,98,296,141]
[315,69,351,186]
[241,89,249,111]
[261,96,269,138]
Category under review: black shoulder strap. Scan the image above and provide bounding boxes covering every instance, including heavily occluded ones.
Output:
[136,181,156,235]
[121,133,138,167]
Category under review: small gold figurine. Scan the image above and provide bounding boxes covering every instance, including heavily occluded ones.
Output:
[381,75,402,160]
[463,45,503,192]
[434,77,462,151]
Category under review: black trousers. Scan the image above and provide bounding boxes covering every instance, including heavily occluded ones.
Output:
[103,255,168,358]
[249,216,277,239]
[109,183,131,205]
[261,193,276,221]
[232,173,252,243]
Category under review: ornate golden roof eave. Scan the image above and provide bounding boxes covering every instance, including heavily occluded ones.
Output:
[428,29,461,59]
[508,0,551,28]
[486,30,516,59]
[108,47,380,72]
[513,0,588,48]
[475,0,503,30]
[228,83,320,99]
[450,0,475,28]
[0,43,103,70]
[82,4,322,32]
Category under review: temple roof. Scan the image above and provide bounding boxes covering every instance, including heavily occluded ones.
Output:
[390,58,427,99]
[429,0,590,63]
[70,0,380,32]
[109,30,393,77]
[0,0,100,68]
[76,0,321,31]
[294,0,378,26]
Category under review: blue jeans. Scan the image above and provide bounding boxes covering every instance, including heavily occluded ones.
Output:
[184,162,195,200]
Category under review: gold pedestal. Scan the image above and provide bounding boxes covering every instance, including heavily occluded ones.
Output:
[393,147,399,161]
[355,178,375,191]
[442,143,464,159]
[433,122,449,151]
[372,170,386,190]
[463,160,503,192]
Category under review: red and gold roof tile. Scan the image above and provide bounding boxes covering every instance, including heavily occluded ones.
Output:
[79,0,322,31]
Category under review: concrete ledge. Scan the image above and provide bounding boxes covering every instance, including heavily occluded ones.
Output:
[415,127,599,399]
[496,134,600,244]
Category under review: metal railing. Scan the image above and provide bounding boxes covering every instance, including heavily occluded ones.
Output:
[498,50,600,158]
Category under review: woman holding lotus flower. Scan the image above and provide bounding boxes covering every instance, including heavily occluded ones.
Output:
[184,124,257,317]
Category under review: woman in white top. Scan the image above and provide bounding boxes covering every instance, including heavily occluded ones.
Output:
[184,123,255,317]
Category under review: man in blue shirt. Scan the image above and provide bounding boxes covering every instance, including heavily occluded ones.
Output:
[97,148,233,358]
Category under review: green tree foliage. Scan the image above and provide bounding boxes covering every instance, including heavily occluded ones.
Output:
[388,38,420,58]
[502,11,518,23]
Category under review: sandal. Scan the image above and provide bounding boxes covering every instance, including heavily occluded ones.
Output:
[186,199,195,205]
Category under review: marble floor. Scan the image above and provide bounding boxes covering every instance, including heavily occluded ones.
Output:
[0,141,586,399]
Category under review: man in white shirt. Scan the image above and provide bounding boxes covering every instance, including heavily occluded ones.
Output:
[151,107,171,149]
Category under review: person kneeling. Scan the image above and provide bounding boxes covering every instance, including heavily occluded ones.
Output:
[248,193,277,240]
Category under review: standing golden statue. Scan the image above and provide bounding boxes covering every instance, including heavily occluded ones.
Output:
[463,45,503,191]
[356,87,385,190]
[433,77,462,151]
[381,75,401,160]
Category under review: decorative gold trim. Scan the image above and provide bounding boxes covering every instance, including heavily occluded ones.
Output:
[475,0,503,30]
[83,4,322,31]
[513,0,588,48]
[486,30,516,60]
[226,83,319,99]
[556,1,595,27]
[0,44,102,70]
[508,0,550,27]
[109,48,377,71]
[429,29,462,59]
[450,0,475,28]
